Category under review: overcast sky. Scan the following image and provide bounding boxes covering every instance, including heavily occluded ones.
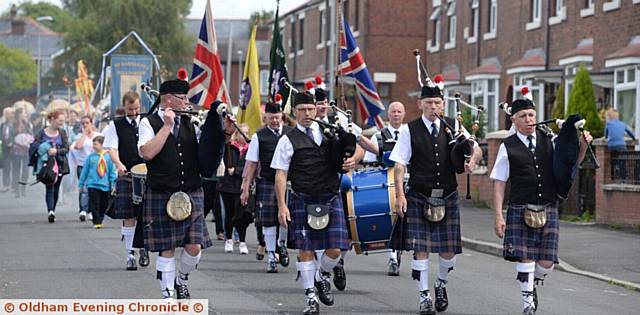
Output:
[1,0,308,19]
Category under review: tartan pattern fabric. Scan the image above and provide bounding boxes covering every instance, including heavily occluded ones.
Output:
[254,178,279,227]
[287,191,350,251]
[108,176,136,219]
[143,188,213,252]
[389,191,462,254]
[503,203,559,263]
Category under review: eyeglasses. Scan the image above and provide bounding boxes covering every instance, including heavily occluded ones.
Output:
[295,107,316,113]
[170,94,188,102]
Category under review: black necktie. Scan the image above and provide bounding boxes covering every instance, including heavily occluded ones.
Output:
[527,135,535,152]
[130,119,137,129]
[394,130,399,140]
[305,127,314,141]
[274,129,280,138]
[431,124,438,138]
[173,117,180,137]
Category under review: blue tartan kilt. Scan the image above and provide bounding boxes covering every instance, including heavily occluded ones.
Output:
[503,203,559,263]
[389,191,462,254]
[107,176,137,219]
[287,191,350,251]
[143,188,213,253]
[255,178,279,227]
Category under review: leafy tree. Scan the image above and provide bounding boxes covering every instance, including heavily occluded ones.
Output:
[461,107,486,140]
[550,84,565,133]
[3,1,73,33]
[249,10,274,30]
[567,64,603,138]
[0,43,37,101]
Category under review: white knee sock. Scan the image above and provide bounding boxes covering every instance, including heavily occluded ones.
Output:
[388,250,398,262]
[122,226,135,257]
[516,262,536,309]
[278,225,287,245]
[535,263,554,281]
[297,261,316,290]
[263,226,277,253]
[411,259,429,292]
[437,256,456,285]
[177,251,201,286]
[316,253,340,281]
[314,250,324,269]
[156,256,176,298]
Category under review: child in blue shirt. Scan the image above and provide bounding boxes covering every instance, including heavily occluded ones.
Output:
[78,136,117,228]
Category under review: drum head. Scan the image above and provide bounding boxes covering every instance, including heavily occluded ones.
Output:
[131,163,147,177]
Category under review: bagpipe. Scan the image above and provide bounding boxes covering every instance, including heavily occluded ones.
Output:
[500,100,598,200]
[413,49,479,175]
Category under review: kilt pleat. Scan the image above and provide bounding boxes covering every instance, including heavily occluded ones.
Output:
[107,176,137,219]
[143,188,213,252]
[503,203,559,263]
[389,191,462,254]
[287,191,350,251]
[255,178,278,227]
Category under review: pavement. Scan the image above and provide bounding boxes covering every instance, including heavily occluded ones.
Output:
[458,200,640,291]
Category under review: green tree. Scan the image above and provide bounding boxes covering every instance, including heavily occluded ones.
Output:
[461,107,486,140]
[56,0,193,79]
[550,84,565,133]
[566,64,603,138]
[0,43,37,101]
[3,1,73,33]
[249,10,274,30]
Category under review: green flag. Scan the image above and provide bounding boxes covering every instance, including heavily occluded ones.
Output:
[268,2,291,114]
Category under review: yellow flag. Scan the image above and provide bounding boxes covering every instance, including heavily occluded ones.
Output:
[237,25,262,135]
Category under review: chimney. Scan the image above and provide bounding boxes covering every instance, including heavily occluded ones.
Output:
[10,5,26,36]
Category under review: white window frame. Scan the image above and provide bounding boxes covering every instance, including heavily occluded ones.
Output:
[483,0,497,40]
[513,75,545,119]
[549,0,566,25]
[526,0,542,31]
[428,5,442,52]
[580,0,595,17]
[317,8,326,49]
[469,78,500,133]
[444,1,456,50]
[297,16,305,56]
[467,0,479,44]
[612,66,640,139]
[603,0,621,12]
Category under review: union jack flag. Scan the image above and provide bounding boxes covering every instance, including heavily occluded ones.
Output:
[338,17,385,128]
[187,0,230,109]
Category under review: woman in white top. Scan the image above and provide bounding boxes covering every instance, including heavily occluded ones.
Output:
[72,115,102,222]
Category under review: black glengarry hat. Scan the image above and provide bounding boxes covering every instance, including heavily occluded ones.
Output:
[159,79,189,95]
[293,91,315,107]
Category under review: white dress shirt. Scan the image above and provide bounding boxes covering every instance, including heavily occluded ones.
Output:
[490,131,537,182]
[270,122,323,171]
[103,116,140,150]
[245,125,283,163]
[363,124,404,163]
[138,109,200,153]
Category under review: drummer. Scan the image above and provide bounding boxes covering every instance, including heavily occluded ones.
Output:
[103,91,149,271]
[362,101,406,276]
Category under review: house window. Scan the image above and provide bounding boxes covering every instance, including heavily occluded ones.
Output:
[468,0,479,43]
[614,67,638,129]
[378,83,392,112]
[290,20,295,50]
[514,75,545,119]
[483,0,497,40]
[549,0,566,24]
[581,0,595,17]
[445,1,456,49]
[260,70,270,96]
[298,18,304,53]
[470,79,499,132]
[354,0,360,31]
[318,10,325,45]
[344,0,350,25]
[527,0,542,30]
[603,0,621,12]
[428,5,442,52]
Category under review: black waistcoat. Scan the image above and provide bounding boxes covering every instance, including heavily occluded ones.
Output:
[257,125,292,181]
[407,117,457,195]
[504,129,557,204]
[146,114,201,192]
[287,127,339,195]
[114,117,144,170]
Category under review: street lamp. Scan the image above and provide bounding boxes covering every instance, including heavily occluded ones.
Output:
[36,16,53,107]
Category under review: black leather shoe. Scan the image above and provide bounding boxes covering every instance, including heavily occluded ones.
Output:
[277,244,290,267]
[314,272,334,306]
[434,283,448,312]
[303,288,320,315]
[138,248,150,267]
[175,279,191,299]
[256,245,265,261]
[532,287,538,312]
[419,291,436,315]
[126,256,137,271]
[48,212,55,223]
[267,260,278,273]
[387,259,400,276]
[522,306,535,315]
[333,260,346,291]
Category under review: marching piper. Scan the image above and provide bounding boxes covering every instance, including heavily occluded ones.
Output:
[389,82,482,315]
[490,97,592,315]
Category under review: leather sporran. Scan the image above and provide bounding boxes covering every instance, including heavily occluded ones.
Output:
[306,204,330,230]
[424,197,445,222]
[166,191,192,221]
[523,204,547,228]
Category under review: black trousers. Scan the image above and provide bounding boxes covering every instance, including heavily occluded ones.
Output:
[221,192,248,242]
[203,180,224,235]
[88,188,110,225]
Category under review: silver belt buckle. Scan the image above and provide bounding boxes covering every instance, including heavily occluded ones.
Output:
[430,189,444,198]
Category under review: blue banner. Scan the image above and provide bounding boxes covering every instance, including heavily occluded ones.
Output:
[111,55,153,113]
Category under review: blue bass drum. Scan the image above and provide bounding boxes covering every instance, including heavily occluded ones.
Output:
[342,167,397,254]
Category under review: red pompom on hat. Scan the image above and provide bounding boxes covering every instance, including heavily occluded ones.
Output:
[177,67,188,81]
[274,93,283,104]
[305,80,315,95]
[521,86,532,101]
[433,74,445,90]
[314,75,326,90]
